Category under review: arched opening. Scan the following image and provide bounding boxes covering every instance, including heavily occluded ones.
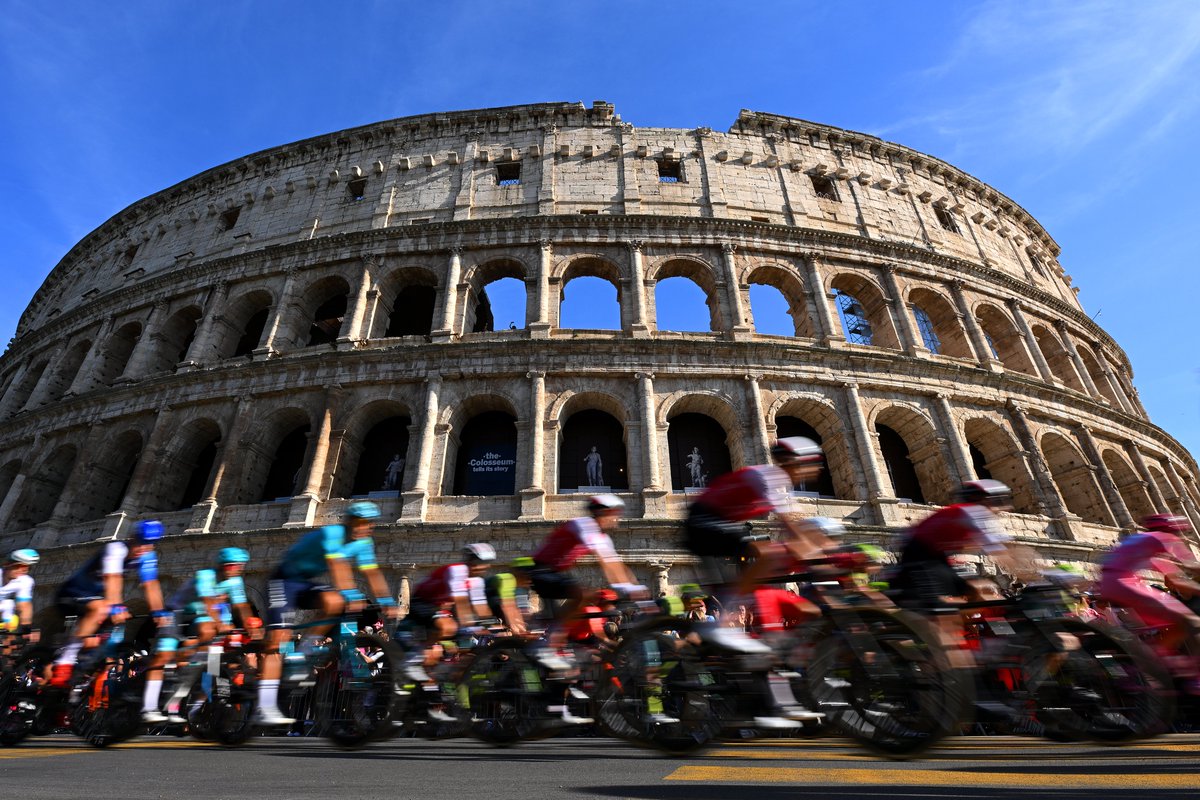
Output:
[258,423,312,501]
[1102,449,1154,522]
[95,322,142,385]
[560,276,621,330]
[218,290,273,360]
[178,440,218,510]
[908,288,971,358]
[667,413,731,491]
[963,418,1039,514]
[299,276,351,348]
[1147,464,1186,519]
[830,274,899,349]
[976,304,1037,375]
[3,360,48,416]
[84,430,144,519]
[558,409,628,491]
[1077,344,1121,406]
[773,398,858,500]
[147,306,202,374]
[653,259,722,333]
[1042,432,1112,525]
[1032,325,1086,392]
[351,415,412,496]
[43,340,91,403]
[747,266,814,338]
[775,416,836,497]
[385,286,437,337]
[465,259,527,333]
[10,445,77,530]
[876,424,925,504]
[235,308,269,357]
[147,418,224,512]
[452,410,518,495]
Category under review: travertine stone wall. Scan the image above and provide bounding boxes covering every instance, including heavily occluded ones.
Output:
[1,101,1196,604]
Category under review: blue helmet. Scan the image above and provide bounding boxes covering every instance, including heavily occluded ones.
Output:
[345,501,380,521]
[217,547,250,565]
[133,519,164,543]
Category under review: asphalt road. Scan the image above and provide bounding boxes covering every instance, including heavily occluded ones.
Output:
[3,734,1200,800]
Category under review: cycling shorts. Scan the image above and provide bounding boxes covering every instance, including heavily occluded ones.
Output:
[892,539,971,612]
[1099,572,1198,630]
[682,504,753,559]
[528,563,582,603]
[267,574,333,628]
[54,581,104,619]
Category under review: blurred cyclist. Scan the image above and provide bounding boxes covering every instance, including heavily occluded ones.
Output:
[0,548,39,638]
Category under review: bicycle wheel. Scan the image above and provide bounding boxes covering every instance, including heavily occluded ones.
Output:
[209,652,259,746]
[461,644,552,746]
[0,645,53,746]
[807,608,970,758]
[71,649,147,748]
[1025,619,1173,743]
[597,618,726,755]
[316,632,404,749]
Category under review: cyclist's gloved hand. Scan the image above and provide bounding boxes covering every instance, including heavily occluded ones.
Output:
[612,583,650,601]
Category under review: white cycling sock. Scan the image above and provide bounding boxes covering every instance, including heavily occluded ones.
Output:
[55,641,83,666]
[259,679,280,710]
[143,679,163,712]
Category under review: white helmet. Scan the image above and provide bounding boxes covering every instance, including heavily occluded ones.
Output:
[462,542,497,563]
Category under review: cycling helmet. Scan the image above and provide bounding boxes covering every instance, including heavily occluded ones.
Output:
[8,548,39,566]
[133,519,164,543]
[587,494,626,514]
[462,542,497,564]
[1142,514,1190,534]
[510,556,536,570]
[345,500,381,520]
[217,547,250,565]
[956,479,1012,506]
[770,437,824,466]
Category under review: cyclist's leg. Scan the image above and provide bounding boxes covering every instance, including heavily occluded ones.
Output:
[141,611,183,721]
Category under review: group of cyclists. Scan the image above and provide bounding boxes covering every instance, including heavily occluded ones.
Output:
[4,433,1200,743]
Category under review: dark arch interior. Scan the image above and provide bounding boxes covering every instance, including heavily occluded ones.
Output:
[559,409,628,491]
[308,294,348,346]
[178,440,218,509]
[453,410,518,495]
[667,413,731,490]
[877,424,925,504]
[776,416,836,497]
[386,286,436,337]
[968,443,993,481]
[234,308,269,357]
[353,416,412,495]
[259,424,311,501]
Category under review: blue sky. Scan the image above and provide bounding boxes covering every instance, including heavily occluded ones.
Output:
[2,1,1199,458]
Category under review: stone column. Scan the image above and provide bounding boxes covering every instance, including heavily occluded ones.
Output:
[1127,444,1170,511]
[1005,401,1074,539]
[650,561,672,597]
[1006,300,1056,384]
[744,375,771,465]
[118,405,177,514]
[21,343,67,409]
[286,385,343,528]
[881,265,925,355]
[841,382,887,505]
[255,268,299,357]
[396,568,414,619]
[1092,345,1135,414]
[401,376,442,520]
[338,258,375,345]
[115,301,168,383]
[179,282,229,370]
[1055,321,1102,399]
[1074,425,1135,530]
[636,372,662,491]
[186,395,255,533]
[932,393,973,483]
[432,248,462,341]
[1163,460,1200,531]
[66,316,116,396]
[0,471,28,531]
[519,370,547,520]
[948,280,1000,370]
[626,240,650,337]
[528,239,552,338]
[721,243,752,340]
[0,361,34,418]
[803,253,840,345]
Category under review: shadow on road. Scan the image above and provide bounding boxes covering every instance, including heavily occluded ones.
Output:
[576,788,1200,800]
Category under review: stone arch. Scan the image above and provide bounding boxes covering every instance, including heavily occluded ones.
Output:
[1041,431,1112,525]
[975,303,1036,376]
[215,288,274,360]
[770,395,855,500]
[462,257,528,333]
[962,417,1039,514]
[557,395,629,492]
[8,444,77,530]
[3,358,49,415]
[234,407,313,504]
[830,272,900,349]
[0,457,22,516]
[650,257,724,333]
[146,305,202,376]
[372,266,438,339]
[557,256,624,330]
[148,417,223,512]
[1147,463,1184,518]
[1100,448,1155,522]
[38,338,92,404]
[94,322,142,385]
[1031,324,1086,392]
[334,398,414,499]
[872,404,951,505]
[82,428,145,520]
[1076,343,1121,406]
[663,392,742,491]
[293,273,352,349]
[907,287,971,358]
[446,393,520,496]
[746,264,815,338]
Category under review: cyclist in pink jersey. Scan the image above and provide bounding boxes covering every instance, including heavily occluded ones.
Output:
[1100,514,1200,686]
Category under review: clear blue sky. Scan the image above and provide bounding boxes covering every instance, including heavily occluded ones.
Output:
[2,1,1198,459]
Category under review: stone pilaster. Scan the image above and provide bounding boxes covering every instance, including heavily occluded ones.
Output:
[519,370,547,520]
[1006,300,1057,385]
[803,252,840,346]
[255,268,298,357]
[1055,321,1103,399]
[338,258,375,345]
[721,243,752,340]
[626,240,650,337]
[528,239,552,338]
[1006,401,1075,539]
[286,385,343,527]
[948,280,1001,371]
[179,281,229,370]
[881,265,926,356]
[1073,425,1135,530]
[401,375,442,520]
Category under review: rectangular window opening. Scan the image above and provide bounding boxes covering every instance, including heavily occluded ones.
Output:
[121,245,139,266]
[657,160,682,183]
[579,209,599,215]
[750,216,771,223]
[347,177,368,201]
[934,205,960,234]
[219,207,241,231]
[496,162,521,186]
[810,174,839,201]
[410,218,431,226]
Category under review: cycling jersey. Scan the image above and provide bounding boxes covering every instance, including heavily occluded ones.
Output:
[902,503,1009,557]
[532,517,617,571]
[484,572,530,621]
[694,465,793,522]
[1099,531,1199,630]
[1101,531,1194,575]
[170,569,248,623]
[0,569,34,627]
[412,563,485,607]
[58,541,158,601]
[274,525,378,580]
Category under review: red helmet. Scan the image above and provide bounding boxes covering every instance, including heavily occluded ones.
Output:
[1142,514,1190,534]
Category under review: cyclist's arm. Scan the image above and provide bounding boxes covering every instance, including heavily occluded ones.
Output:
[327,555,355,594]
[778,514,836,561]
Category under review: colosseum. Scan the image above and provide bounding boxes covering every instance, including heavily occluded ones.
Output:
[1,100,1197,609]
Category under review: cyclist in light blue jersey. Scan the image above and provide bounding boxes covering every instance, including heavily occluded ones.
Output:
[256,501,396,726]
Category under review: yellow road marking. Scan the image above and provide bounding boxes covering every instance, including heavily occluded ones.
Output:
[0,739,217,759]
[0,748,81,760]
[666,765,1200,789]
